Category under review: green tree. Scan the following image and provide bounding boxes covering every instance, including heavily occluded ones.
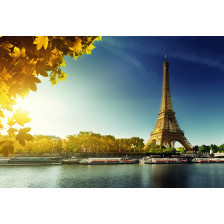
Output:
[218,144,224,152]
[176,147,186,153]
[210,144,218,153]
[163,147,176,154]
[129,137,144,153]
[193,145,199,152]
[198,145,210,153]
[144,142,162,153]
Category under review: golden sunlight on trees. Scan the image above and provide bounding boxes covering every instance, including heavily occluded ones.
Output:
[0,133,145,157]
[62,132,145,154]
[0,36,101,156]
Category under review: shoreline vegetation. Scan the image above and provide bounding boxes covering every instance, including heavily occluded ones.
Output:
[0,131,223,158]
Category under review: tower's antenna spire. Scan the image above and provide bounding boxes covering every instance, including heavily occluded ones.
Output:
[165,54,167,61]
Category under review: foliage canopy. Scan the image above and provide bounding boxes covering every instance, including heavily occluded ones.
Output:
[0,36,101,155]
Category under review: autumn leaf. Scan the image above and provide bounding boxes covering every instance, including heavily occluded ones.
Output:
[0,42,13,53]
[39,70,48,77]
[60,58,66,67]
[0,93,10,110]
[0,120,4,129]
[58,69,68,81]
[1,67,11,80]
[69,38,82,52]
[48,54,61,67]
[13,108,31,126]
[0,110,4,118]
[12,47,26,58]
[49,74,58,85]
[7,127,18,138]
[7,116,16,126]
[33,36,49,50]
[23,76,41,92]
[85,43,95,55]
[0,140,14,157]
[73,55,78,60]
[16,127,33,146]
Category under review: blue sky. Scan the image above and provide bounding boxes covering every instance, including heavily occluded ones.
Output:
[15,37,224,146]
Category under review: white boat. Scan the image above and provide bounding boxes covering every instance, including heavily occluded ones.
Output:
[192,158,224,163]
[145,158,187,164]
[79,158,134,165]
[139,157,150,164]
[1,157,62,165]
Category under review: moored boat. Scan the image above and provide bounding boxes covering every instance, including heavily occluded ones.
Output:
[79,158,135,165]
[191,158,224,163]
[3,157,62,165]
[145,158,188,164]
[62,158,79,164]
[139,157,150,164]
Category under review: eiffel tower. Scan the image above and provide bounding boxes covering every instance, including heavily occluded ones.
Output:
[144,56,193,151]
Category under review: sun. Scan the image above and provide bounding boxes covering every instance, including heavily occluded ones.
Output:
[13,97,32,112]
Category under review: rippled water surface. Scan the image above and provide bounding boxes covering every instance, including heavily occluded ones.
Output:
[1,164,224,188]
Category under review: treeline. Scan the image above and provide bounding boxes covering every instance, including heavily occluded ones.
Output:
[1,131,223,157]
[195,144,224,153]
[63,132,144,153]
[0,132,144,156]
[0,135,63,156]
[145,144,224,154]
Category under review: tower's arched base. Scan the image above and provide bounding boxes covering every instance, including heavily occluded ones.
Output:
[144,130,193,152]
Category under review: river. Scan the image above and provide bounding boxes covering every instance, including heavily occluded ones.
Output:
[0,163,224,188]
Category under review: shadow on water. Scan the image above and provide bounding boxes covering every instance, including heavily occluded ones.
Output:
[150,164,189,188]
[149,163,224,188]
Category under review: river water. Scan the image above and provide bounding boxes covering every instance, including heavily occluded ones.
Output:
[0,163,224,188]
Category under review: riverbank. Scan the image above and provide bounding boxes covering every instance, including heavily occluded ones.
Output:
[0,154,223,165]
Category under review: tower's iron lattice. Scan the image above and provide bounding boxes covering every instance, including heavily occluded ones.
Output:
[144,58,193,151]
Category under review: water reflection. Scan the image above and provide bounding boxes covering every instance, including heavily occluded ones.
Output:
[150,164,189,188]
[1,164,224,188]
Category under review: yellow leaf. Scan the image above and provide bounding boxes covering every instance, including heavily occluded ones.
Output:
[60,58,66,67]
[13,108,31,126]
[72,53,80,60]
[58,72,68,82]
[13,47,20,58]
[20,47,26,57]
[1,42,13,52]
[0,92,10,109]
[7,116,16,126]
[99,36,102,41]
[70,38,82,52]
[0,120,3,129]
[49,75,58,85]
[16,127,33,146]
[1,67,11,80]
[6,105,13,112]
[0,110,4,118]
[48,54,61,67]
[7,127,18,138]
[12,47,26,58]
[86,43,95,55]
[33,36,49,50]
